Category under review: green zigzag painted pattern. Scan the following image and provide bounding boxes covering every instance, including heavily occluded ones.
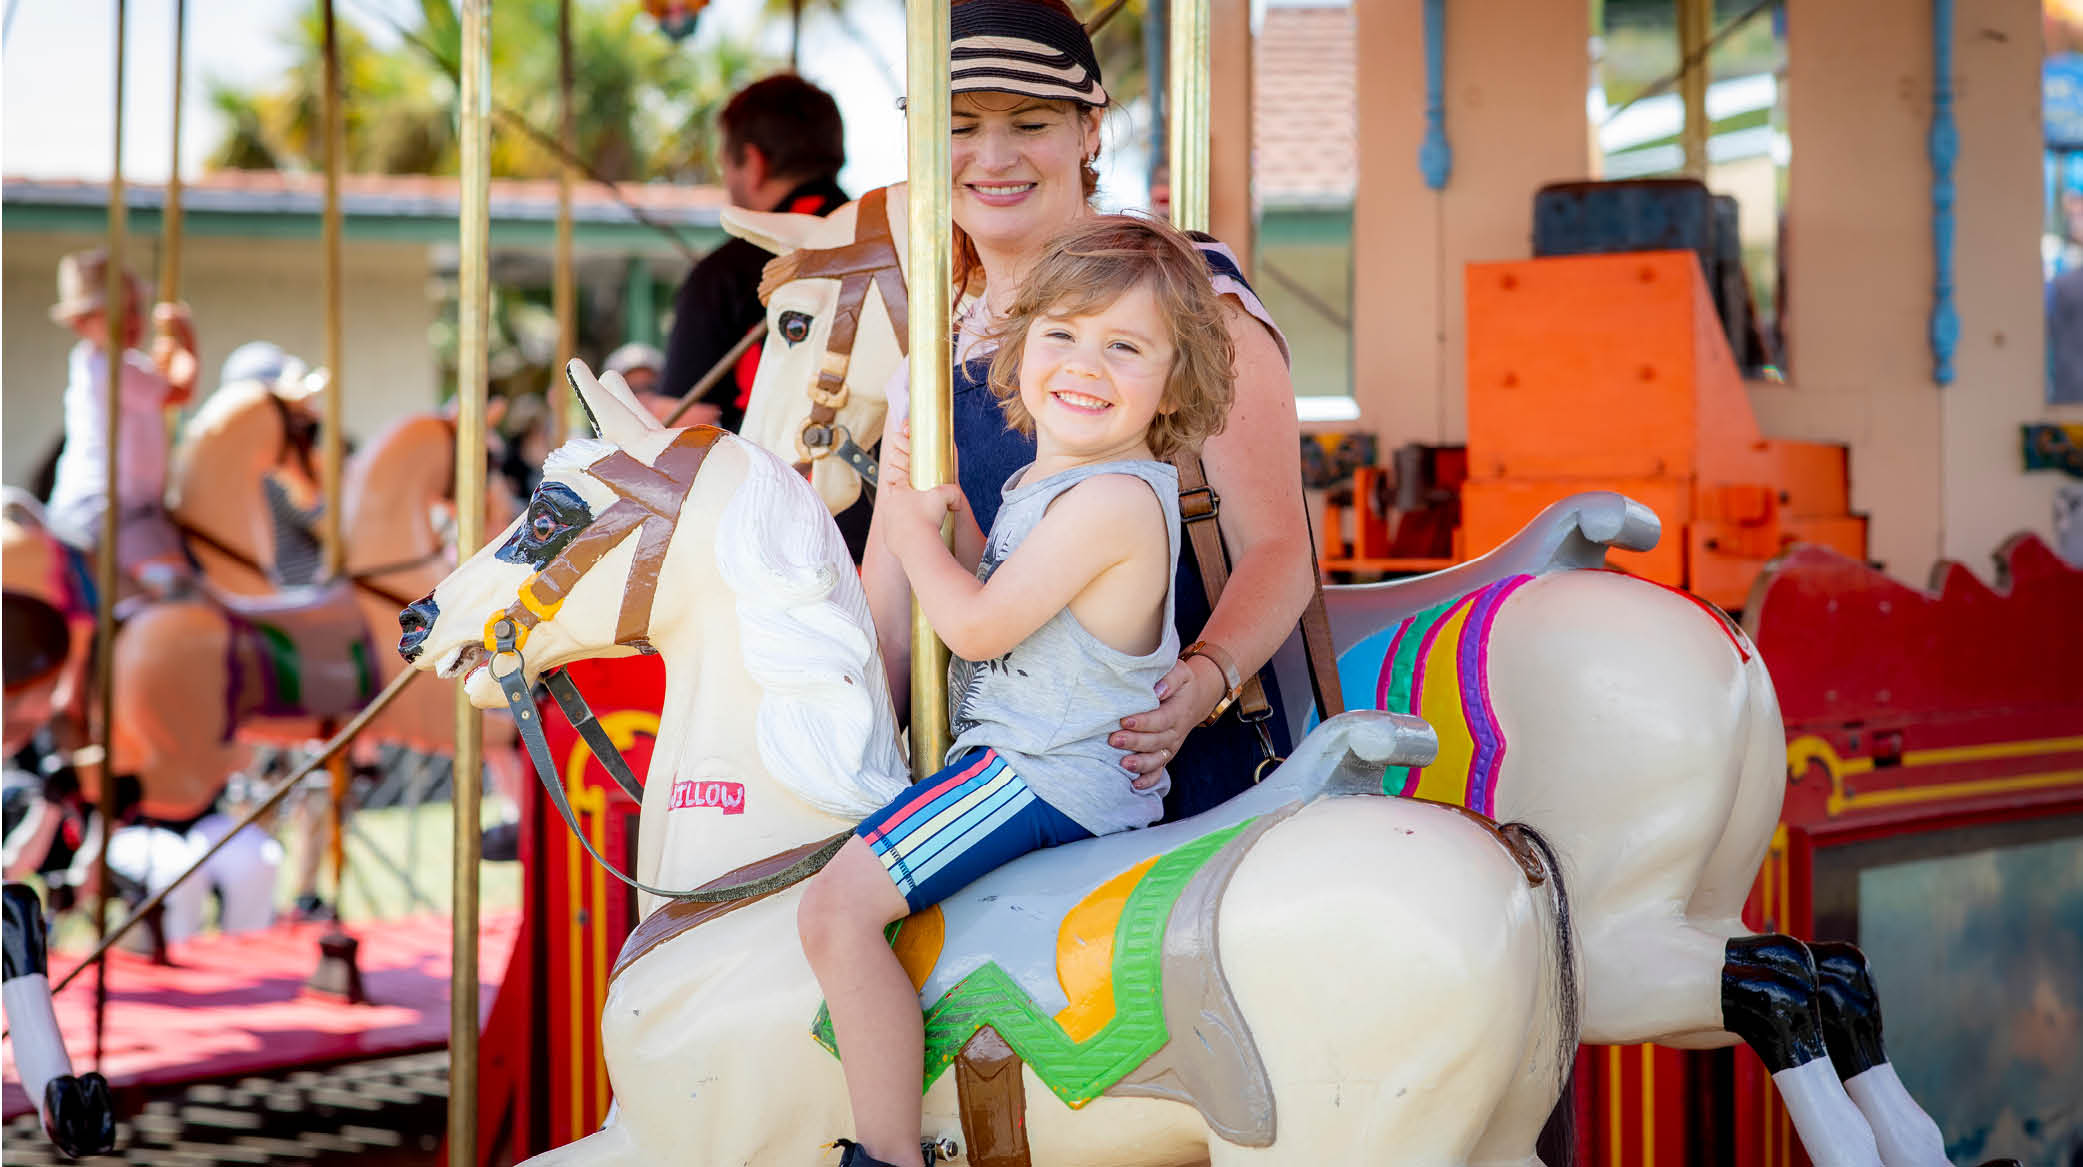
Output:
[812,818,1254,1107]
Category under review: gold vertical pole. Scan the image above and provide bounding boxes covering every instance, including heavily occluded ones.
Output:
[90,0,129,1069]
[320,0,347,578]
[319,0,352,907]
[1677,0,1710,178]
[904,0,953,781]
[450,1,492,1161]
[1167,0,1210,233]
[158,0,185,309]
[550,0,575,448]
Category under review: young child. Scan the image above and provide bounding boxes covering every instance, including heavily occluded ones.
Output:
[795,214,1237,1167]
[44,250,197,593]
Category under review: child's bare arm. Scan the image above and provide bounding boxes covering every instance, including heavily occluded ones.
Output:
[887,474,1163,662]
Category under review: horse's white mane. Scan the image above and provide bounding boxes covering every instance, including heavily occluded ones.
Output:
[713,438,908,816]
[545,437,615,481]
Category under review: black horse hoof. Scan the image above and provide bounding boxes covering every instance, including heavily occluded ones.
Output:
[43,1071,116,1158]
[1721,962,1827,1072]
[1809,940,1888,1078]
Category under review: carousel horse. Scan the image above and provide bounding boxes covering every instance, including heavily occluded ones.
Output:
[0,381,518,942]
[398,362,1582,1167]
[722,187,1956,1167]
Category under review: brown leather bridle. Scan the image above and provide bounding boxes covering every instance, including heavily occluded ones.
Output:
[487,426,722,655]
[768,185,910,477]
[483,423,854,903]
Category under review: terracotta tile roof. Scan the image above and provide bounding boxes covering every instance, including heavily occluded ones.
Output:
[3,170,727,224]
[1254,5,1357,207]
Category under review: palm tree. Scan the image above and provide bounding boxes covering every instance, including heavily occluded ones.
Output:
[204,0,776,183]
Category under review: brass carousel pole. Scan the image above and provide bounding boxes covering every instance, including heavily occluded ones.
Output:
[1167,0,1210,234]
[319,0,354,921]
[90,0,129,1069]
[904,0,954,780]
[157,0,185,321]
[550,0,575,447]
[450,0,492,1160]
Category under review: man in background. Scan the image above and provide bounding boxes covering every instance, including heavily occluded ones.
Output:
[660,74,848,433]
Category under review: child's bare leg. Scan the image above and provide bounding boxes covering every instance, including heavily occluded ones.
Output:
[798,836,924,1167]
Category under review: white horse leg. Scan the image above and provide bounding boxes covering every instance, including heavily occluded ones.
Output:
[191,811,282,933]
[1724,937,1883,1167]
[1812,942,1947,1167]
[3,882,116,1157]
[1683,650,1787,928]
[106,820,209,945]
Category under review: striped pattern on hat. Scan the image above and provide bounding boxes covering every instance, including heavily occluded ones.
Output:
[948,0,1107,107]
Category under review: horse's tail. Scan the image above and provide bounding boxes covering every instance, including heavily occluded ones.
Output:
[1499,822,1579,1167]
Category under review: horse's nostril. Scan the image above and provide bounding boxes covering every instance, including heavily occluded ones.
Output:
[397,594,439,662]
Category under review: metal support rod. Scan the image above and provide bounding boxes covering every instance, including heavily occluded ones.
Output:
[321,0,347,578]
[551,0,576,448]
[1676,0,1711,177]
[91,0,129,1074]
[905,0,954,781]
[451,1,492,1160]
[21,668,425,1007]
[158,0,186,309]
[663,323,766,427]
[1167,0,1210,233]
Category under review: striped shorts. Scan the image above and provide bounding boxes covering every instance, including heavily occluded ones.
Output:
[855,748,1093,912]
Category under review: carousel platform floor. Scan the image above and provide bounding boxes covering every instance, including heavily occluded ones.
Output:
[1,909,517,1121]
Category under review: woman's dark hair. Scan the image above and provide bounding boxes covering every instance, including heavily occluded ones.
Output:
[719,74,846,183]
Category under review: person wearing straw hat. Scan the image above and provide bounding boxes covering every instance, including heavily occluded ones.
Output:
[865,0,1314,824]
[43,249,199,593]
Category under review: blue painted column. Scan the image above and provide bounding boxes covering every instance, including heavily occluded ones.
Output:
[1928,0,1958,385]
[1419,0,1452,190]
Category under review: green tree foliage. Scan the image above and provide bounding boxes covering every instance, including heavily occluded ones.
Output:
[205,0,780,183]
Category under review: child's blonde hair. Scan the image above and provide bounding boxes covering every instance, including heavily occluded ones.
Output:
[986,214,1235,461]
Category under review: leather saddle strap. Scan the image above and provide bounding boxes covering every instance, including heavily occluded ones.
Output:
[1169,450,1344,723]
[1169,451,1267,720]
[955,1027,1032,1167]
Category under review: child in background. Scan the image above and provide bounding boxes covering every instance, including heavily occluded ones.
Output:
[45,250,198,593]
[795,214,1237,1167]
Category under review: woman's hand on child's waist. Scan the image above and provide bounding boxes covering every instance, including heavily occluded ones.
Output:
[1110,653,1227,787]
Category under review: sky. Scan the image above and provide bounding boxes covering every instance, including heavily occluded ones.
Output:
[0,0,1307,201]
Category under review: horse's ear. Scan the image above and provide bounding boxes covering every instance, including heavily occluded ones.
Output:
[564,359,656,444]
[720,204,821,258]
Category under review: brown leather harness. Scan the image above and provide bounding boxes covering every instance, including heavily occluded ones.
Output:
[484,426,852,902]
[766,185,910,478]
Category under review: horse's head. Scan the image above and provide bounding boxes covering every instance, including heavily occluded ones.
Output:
[402,360,910,818]
[398,360,727,710]
[173,370,327,503]
[725,182,909,516]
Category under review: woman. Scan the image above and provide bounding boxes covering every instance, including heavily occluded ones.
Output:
[866,0,1315,820]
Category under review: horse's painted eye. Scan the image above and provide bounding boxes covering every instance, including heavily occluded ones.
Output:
[779,310,813,345]
[495,482,591,567]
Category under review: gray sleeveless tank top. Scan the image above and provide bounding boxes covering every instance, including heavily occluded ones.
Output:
[946,459,1182,835]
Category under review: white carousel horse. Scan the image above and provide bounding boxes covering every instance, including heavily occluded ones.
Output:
[0,382,519,943]
[722,187,1955,1167]
[3,882,115,1158]
[399,361,1581,1167]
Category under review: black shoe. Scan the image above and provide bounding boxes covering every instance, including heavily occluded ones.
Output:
[482,821,520,862]
[293,893,334,922]
[832,1139,927,1167]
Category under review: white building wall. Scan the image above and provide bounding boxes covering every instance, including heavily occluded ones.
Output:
[3,232,440,489]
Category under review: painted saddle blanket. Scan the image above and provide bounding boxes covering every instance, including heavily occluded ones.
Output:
[219,580,378,726]
[800,744,1379,1145]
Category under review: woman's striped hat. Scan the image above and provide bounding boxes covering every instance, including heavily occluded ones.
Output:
[927,0,1109,108]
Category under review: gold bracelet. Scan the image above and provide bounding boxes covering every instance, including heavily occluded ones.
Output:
[1181,640,1244,727]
